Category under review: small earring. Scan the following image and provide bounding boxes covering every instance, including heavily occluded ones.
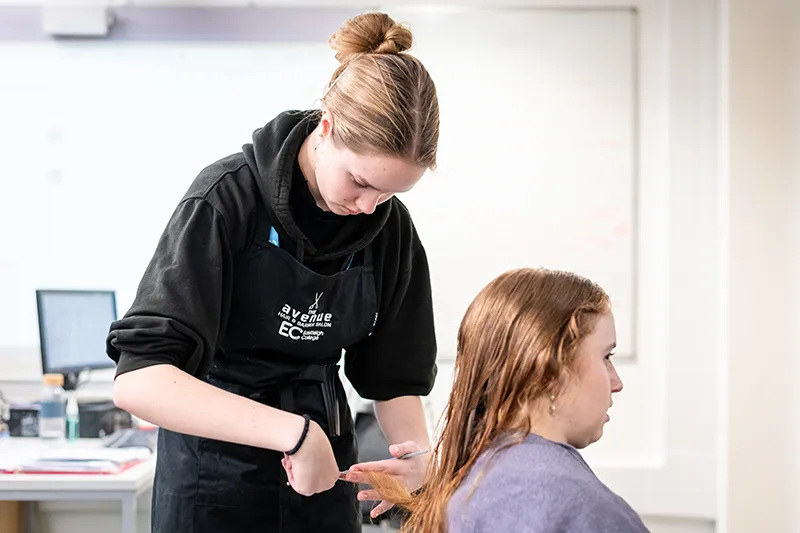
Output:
[314,133,322,152]
[549,394,556,416]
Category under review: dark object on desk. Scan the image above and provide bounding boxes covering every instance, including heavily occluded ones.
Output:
[103,427,158,452]
[78,400,133,438]
[7,400,132,439]
[8,404,40,437]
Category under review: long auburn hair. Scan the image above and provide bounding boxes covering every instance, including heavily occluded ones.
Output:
[367,267,611,532]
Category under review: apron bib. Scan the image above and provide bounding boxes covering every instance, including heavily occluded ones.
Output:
[152,209,379,533]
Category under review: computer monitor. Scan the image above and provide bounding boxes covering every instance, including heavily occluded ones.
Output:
[36,289,117,390]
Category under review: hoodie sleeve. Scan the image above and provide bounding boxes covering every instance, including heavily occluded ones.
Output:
[106,197,234,378]
[344,221,438,401]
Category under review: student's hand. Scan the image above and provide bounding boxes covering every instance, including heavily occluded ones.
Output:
[344,441,427,518]
[281,419,339,496]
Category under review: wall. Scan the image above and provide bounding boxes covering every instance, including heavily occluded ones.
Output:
[723,0,800,532]
[793,14,800,532]
[0,1,730,532]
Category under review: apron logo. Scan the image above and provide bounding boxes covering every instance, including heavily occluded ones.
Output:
[368,312,378,336]
[277,292,333,342]
[309,292,323,312]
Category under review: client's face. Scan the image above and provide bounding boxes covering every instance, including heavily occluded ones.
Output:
[559,312,623,449]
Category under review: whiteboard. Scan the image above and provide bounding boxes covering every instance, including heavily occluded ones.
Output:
[385,7,638,359]
[0,41,338,349]
[0,8,637,361]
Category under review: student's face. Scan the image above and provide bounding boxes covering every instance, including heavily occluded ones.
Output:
[312,113,426,216]
[558,312,623,449]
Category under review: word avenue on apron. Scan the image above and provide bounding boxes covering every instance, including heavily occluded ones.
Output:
[152,213,379,533]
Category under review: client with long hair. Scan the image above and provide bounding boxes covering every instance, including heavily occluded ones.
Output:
[346,267,650,533]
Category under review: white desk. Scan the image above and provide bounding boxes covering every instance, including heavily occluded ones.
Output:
[0,438,155,533]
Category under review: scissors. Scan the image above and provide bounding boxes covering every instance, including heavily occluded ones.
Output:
[338,449,429,480]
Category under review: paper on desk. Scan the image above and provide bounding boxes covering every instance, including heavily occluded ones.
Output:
[35,447,151,462]
[4,446,151,474]
[0,446,37,473]
[15,460,129,474]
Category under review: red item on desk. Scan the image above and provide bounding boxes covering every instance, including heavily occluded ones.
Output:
[0,445,151,475]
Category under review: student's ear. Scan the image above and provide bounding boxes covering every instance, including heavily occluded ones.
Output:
[319,109,334,139]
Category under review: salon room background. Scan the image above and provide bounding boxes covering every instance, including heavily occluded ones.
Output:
[0,1,798,532]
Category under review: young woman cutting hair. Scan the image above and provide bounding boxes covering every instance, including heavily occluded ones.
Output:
[107,12,439,533]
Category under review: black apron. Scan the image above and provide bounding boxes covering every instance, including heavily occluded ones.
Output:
[151,209,379,533]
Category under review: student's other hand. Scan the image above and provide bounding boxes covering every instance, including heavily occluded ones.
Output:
[344,441,427,518]
[281,419,339,496]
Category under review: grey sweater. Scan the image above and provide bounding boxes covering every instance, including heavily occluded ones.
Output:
[447,434,649,533]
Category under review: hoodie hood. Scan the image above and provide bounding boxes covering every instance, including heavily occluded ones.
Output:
[242,110,392,263]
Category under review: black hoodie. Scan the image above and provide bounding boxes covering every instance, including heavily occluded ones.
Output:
[106,110,437,401]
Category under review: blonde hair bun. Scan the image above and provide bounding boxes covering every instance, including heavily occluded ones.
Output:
[329,12,413,63]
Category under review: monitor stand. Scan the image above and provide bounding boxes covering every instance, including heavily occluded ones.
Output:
[62,369,90,392]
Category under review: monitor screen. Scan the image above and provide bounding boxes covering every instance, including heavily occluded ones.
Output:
[36,290,117,374]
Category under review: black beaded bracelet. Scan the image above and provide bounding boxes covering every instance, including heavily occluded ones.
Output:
[286,414,311,456]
